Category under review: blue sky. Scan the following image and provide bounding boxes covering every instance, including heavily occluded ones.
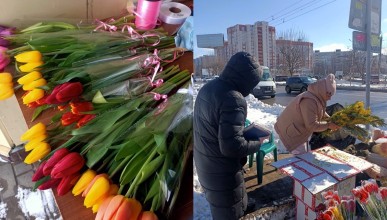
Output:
[194,0,387,58]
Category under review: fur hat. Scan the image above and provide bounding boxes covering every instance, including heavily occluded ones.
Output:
[325,73,336,95]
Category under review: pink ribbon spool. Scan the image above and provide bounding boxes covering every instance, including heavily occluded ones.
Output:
[135,0,162,30]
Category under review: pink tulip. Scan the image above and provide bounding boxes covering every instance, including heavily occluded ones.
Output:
[0,46,10,71]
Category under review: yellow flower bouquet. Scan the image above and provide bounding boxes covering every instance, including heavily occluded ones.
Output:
[324,101,386,142]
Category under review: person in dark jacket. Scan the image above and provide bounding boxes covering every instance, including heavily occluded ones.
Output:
[194,52,269,219]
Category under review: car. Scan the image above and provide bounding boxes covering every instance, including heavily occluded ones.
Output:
[285,76,316,94]
[251,66,276,98]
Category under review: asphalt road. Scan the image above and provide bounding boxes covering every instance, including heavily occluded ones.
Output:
[259,85,387,127]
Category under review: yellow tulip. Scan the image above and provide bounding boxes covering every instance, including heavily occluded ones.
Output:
[17,71,42,85]
[22,78,47,91]
[22,88,44,104]
[0,72,13,83]
[84,175,110,208]
[19,61,44,73]
[24,139,47,152]
[91,183,119,213]
[15,51,42,63]
[72,169,97,196]
[24,142,51,164]
[0,85,14,100]
[20,122,46,141]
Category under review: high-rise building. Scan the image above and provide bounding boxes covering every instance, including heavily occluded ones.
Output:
[226,21,276,68]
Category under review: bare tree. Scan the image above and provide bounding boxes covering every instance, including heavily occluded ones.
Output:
[276,30,309,76]
[206,57,227,76]
[350,50,367,83]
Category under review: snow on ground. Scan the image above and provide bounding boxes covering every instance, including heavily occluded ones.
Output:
[0,187,7,219]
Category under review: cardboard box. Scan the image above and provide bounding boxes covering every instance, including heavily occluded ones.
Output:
[272,146,373,220]
[0,0,127,28]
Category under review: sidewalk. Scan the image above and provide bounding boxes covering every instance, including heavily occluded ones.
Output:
[0,145,61,219]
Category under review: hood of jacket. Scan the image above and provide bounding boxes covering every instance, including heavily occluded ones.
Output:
[219,52,261,97]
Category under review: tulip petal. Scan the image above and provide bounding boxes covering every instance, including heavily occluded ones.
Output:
[17,71,42,85]
[24,142,51,164]
[20,122,46,141]
[95,196,114,220]
[50,152,85,178]
[72,169,97,196]
[138,211,158,220]
[22,89,45,104]
[32,161,47,182]
[19,61,44,73]
[57,173,80,196]
[84,176,110,208]
[43,148,70,176]
[0,72,12,83]
[15,51,42,63]
[102,195,125,220]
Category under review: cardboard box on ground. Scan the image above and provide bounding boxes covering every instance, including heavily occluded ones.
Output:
[0,0,128,28]
[272,146,373,220]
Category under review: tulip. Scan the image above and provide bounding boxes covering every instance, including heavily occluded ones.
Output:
[101,195,142,220]
[26,96,46,108]
[32,161,47,182]
[38,177,61,190]
[96,196,115,220]
[22,89,45,104]
[77,114,96,128]
[70,101,94,114]
[20,122,46,141]
[138,211,159,220]
[22,78,47,91]
[0,46,10,71]
[91,184,120,213]
[19,61,44,73]
[17,71,43,85]
[0,72,12,83]
[84,175,110,208]
[45,82,83,104]
[72,169,97,196]
[50,152,85,178]
[0,84,14,100]
[24,142,51,164]
[42,148,70,176]
[14,51,42,63]
[57,173,80,196]
[61,112,82,126]
[25,139,48,152]
[56,82,83,103]
[0,27,15,46]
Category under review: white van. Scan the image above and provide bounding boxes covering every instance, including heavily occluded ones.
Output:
[251,66,276,98]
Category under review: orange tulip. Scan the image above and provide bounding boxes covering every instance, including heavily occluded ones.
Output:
[100,195,142,220]
[138,211,159,220]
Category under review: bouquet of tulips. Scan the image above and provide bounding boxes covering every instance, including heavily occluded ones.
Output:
[323,101,386,142]
[1,14,193,220]
[316,190,356,220]
[351,179,387,220]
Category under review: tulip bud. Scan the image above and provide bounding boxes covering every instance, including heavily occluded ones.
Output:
[17,71,42,85]
[82,174,110,197]
[70,102,94,115]
[24,142,51,164]
[56,82,83,103]
[84,175,110,208]
[43,148,70,176]
[57,173,80,196]
[77,114,96,128]
[61,112,82,126]
[0,72,12,83]
[15,51,42,63]
[0,46,10,71]
[101,195,142,220]
[50,152,85,178]
[20,122,46,141]
[22,89,45,104]
[32,161,47,182]
[72,169,97,196]
[22,78,47,91]
[0,85,14,100]
[24,139,48,152]
[45,83,67,104]
[96,196,114,220]
[38,177,60,190]
[19,61,43,73]
[138,211,159,220]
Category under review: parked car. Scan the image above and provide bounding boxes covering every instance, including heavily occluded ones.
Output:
[251,66,276,98]
[285,76,316,94]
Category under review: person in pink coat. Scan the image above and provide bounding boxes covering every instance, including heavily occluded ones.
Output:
[274,74,341,154]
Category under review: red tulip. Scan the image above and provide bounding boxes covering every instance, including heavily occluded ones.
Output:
[43,148,70,176]
[32,161,47,182]
[56,82,83,103]
[77,114,96,128]
[70,101,94,115]
[61,112,83,126]
[38,178,61,190]
[45,83,68,104]
[51,152,85,178]
[57,173,80,196]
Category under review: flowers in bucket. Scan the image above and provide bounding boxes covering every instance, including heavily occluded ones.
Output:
[351,179,387,220]
[316,190,356,220]
[323,101,386,142]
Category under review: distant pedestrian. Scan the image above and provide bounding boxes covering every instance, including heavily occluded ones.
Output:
[274,73,340,154]
[194,52,270,220]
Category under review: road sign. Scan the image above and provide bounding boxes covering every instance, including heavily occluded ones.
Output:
[348,0,381,34]
[348,0,366,32]
[352,31,381,52]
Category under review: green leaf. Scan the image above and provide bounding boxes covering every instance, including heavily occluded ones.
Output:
[144,176,161,203]
[137,154,165,185]
[31,105,52,122]
[33,175,51,191]
[86,144,109,168]
[120,150,151,185]
[50,113,62,124]
[92,91,108,103]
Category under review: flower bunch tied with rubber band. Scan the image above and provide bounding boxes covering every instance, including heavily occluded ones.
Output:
[316,190,356,220]
[323,101,386,142]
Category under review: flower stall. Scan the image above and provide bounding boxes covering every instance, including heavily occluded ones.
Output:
[0,0,193,219]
